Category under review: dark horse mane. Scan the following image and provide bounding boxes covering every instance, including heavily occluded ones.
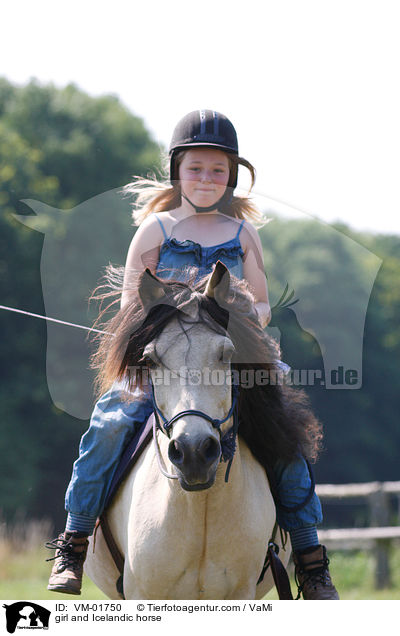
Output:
[90,265,323,483]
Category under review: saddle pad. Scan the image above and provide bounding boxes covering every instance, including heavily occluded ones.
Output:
[103,413,154,511]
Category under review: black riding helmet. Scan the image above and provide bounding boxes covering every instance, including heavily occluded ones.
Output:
[169,110,244,212]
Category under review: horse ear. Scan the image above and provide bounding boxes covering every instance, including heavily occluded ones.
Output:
[204,261,231,304]
[138,268,167,311]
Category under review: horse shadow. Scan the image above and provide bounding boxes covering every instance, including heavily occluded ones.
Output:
[268,284,325,378]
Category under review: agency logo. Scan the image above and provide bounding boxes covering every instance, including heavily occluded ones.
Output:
[13,188,382,413]
[2,602,50,633]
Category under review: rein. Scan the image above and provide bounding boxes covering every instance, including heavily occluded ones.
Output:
[150,379,240,482]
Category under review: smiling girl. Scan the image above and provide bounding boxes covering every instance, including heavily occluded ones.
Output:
[46,110,338,600]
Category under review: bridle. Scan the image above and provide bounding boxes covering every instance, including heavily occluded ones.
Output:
[150,378,240,483]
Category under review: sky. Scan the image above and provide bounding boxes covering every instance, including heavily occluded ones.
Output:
[2,0,400,235]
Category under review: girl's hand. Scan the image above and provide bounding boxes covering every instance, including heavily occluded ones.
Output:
[255,301,271,329]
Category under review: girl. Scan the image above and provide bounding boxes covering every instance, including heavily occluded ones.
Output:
[47,110,339,600]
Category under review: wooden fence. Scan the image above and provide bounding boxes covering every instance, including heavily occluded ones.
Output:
[315,481,400,588]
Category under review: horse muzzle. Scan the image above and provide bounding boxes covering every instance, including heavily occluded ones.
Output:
[168,433,221,491]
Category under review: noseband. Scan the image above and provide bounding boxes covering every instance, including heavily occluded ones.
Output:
[150,380,240,483]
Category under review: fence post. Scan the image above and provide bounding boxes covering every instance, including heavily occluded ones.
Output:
[369,487,391,589]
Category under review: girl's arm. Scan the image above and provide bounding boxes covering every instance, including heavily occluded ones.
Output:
[121,215,164,309]
[240,222,271,328]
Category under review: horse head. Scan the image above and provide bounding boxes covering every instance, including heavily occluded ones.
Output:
[139,261,237,491]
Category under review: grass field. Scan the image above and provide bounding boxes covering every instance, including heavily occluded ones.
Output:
[0,520,399,600]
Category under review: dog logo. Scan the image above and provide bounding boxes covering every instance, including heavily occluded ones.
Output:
[2,602,50,633]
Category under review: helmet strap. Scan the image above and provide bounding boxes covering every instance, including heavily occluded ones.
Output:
[181,188,233,214]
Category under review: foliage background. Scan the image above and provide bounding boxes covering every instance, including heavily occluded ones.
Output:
[1,78,399,531]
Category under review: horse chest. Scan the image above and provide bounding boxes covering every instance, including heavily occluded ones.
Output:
[128,475,272,600]
[132,518,256,599]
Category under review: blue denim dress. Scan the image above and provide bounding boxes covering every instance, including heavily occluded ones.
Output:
[155,217,244,281]
[65,215,322,533]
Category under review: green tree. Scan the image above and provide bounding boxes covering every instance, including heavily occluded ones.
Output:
[0,77,161,526]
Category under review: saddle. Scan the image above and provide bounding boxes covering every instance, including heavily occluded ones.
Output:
[95,413,293,600]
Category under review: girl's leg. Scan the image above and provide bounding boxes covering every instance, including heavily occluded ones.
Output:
[272,456,339,599]
[273,454,322,551]
[47,382,153,595]
[64,383,154,534]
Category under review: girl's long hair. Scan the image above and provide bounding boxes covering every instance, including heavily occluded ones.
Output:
[121,150,266,226]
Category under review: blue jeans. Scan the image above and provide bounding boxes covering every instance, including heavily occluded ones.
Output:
[65,384,322,532]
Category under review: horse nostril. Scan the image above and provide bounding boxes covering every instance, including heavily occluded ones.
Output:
[168,436,220,469]
[199,437,220,463]
[168,440,184,466]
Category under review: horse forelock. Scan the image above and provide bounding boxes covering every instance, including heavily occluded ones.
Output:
[91,265,279,391]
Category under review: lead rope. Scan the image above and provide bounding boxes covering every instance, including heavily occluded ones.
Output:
[0,305,113,335]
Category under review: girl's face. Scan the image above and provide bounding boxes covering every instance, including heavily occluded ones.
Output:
[178,148,230,209]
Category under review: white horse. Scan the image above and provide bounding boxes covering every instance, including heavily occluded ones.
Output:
[85,262,291,599]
